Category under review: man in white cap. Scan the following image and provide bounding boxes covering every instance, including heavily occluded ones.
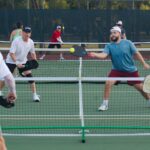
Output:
[89,26,150,111]
[116,20,126,39]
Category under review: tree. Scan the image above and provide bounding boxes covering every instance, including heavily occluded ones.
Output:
[138,0,150,10]
[0,0,150,10]
[47,0,69,9]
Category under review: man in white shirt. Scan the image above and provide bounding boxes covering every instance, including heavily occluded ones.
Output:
[0,52,16,150]
[0,26,40,102]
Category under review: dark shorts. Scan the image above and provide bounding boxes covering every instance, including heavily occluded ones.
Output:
[6,63,32,74]
[6,63,34,83]
[48,44,61,49]
[108,70,142,85]
[6,63,17,73]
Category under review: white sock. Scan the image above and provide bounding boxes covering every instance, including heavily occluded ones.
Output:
[0,91,3,96]
[33,93,37,96]
[60,53,64,58]
[103,100,109,105]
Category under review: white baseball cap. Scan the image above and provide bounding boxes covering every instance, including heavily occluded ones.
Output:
[110,26,121,33]
[57,25,61,29]
[116,20,123,25]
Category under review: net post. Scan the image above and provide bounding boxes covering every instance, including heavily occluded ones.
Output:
[81,127,86,143]
[79,57,86,143]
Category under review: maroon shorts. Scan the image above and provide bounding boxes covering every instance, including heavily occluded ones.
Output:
[108,70,142,85]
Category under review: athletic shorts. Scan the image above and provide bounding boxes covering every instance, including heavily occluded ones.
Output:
[6,63,32,75]
[48,44,61,49]
[108,70,142,85]
[6,63,17,73]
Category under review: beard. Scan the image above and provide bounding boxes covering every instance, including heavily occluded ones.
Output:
[110,36,119,42]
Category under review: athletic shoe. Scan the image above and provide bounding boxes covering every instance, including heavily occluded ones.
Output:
[59,56,65,60]
[98,103,108,111]
[33,94,40,102]
[0,91,3,96]
[39,54,46,60]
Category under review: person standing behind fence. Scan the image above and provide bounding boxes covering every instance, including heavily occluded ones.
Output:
[116,20,126,39]
[39,26,64,60]
[10,22,23,42]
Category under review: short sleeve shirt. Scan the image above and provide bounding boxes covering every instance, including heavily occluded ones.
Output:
[103,40,137,72]
[6,37,35,64]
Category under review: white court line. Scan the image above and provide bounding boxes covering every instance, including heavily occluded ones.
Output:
[13,91,135,93]
[0,118,80,120]
[0,118,150,120]
[3,133,81,137]
[1,115,150,117]
[3,133,150,137]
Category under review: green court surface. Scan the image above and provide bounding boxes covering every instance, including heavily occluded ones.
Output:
[33,59,150,77]
[1,82,150,135]
[1,59,150,148]
[5,136,150,150]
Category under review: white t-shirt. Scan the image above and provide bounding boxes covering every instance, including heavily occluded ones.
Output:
[0,53,11,79]
[6,37,35,64]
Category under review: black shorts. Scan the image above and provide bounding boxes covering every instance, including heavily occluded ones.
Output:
[6,63,17,73]
[48,44,61,49]
[6,63,32,74]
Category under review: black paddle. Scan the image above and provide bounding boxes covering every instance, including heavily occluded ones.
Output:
[0,96,15,108]
[69,45,88,57]
[18,60,39,75]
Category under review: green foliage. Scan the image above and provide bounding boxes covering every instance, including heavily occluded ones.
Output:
[14,0,28,9]
[51,0,69,9]
[0,0,12,8]
[0,0,150,10]
[139,0,150,10]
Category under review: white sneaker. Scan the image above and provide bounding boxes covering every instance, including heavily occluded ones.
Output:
[59,56,65,60]
[33,94,40,102]
[0,91,3,96]
[39,54,46,60]
[98,103,108,111]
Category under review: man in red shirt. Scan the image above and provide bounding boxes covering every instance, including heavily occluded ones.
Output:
[40,26,64,60]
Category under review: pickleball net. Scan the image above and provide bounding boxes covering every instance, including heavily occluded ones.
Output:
[0,42,150,142]
[1,77,150,141]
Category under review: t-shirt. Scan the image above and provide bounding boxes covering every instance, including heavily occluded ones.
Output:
[50,30,62,42]
[0,53,11,78]
[6,37,35,64]
[103,40,137,72]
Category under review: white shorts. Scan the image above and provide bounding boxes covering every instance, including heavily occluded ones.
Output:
[0,53,11,79]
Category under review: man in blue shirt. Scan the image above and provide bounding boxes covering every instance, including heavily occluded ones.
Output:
[89,26,150,111]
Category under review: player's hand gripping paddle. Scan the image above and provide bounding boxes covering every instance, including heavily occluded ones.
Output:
[143,75,150,93]
[0,96,15,108]
[18,60,39,75]
[69,45,88,57]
